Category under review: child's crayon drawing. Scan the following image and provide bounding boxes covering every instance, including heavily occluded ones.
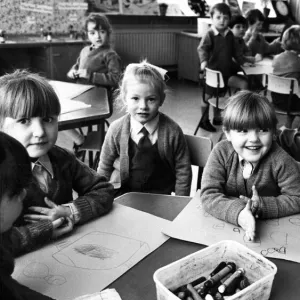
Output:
[163,191,300,263]
[13,203,170,299]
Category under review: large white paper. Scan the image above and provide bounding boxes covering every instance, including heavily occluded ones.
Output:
[59,98,91,114]
[162,191,300,263]
[242,57,273,75]
[13,203,170,300]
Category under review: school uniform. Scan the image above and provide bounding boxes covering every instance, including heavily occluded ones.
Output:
[97,112,192,196]
[7,146,114,256]
[200,140,300,225]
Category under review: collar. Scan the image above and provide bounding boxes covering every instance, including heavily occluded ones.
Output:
[130,113,159,135]
[238,156,258,170]
[31,154,54,179]
[211,25,230,37]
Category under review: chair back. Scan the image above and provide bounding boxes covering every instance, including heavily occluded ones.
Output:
[262,74,298,95]
[205,68,225,88]
[185,134,213,190]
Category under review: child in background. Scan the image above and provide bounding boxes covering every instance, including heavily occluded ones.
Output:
[200,91,300,241]
[0,132,109,300]
[67,13,122,151]
[97,61,192,197]
[272,25,300,128]
[229,14,263,65]
[244,9,282,56]
[0,70,114,256]
[197,3,248,132]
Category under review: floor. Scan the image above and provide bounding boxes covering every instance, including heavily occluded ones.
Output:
[56,77,297,196]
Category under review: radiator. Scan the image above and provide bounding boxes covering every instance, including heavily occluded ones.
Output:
[114,31,177,67]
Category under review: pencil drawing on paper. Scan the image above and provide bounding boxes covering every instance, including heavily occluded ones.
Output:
[23,262,66,285]
[52,231,150,270]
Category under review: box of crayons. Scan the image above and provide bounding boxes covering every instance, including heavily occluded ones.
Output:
[153,240,277,300]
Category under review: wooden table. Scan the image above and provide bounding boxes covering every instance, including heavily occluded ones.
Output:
[112,192,300,300]
[52,81,111,131]
[241,57,273,75]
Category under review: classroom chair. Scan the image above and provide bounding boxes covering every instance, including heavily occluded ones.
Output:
[185,134,213,190]
[262,73,300,127]
[194,68,230,135]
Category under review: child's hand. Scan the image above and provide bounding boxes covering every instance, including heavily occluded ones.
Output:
[67,69,77,79]
[250,185,260,218]
[200,61,207,71]
[255,53,263,62]
[76,69,88,79]
[25,197,71,222]
[52,217,74,239]
[237,200,256,241]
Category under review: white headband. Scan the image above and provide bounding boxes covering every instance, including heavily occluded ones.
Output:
[127,62,168,80]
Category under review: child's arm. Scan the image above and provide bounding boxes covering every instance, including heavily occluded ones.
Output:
[90,51,122,87]
[197,32,212,71]
[255,151,300,219]
[277,127,300,161]
[200,144,246,225]
[67,53,81,79]
[173,129,192,196]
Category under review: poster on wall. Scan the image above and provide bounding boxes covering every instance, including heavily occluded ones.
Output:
[86,0,121,14]
[121,0,159,15]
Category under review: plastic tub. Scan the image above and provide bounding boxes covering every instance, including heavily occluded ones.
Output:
[153,240,277,300]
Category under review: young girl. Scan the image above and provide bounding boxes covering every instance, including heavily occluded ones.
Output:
[0,69,114,256]
[66,13,122,150]
[200,91,300,241]
[272,25,300,128]
[97,61,192,196]
[0,132,108,300]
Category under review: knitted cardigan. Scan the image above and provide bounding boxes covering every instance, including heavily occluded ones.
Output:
[7,146,114,256]
[97,113,192,196]
[69,44,121,87]
[200,140,300,225]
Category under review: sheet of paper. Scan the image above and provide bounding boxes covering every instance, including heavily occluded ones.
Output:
[59,98,91,114]
[74,288,122,300]
[49,80,94,100]
[242,58,273,75]
[13,204,170,300]
[162,191,300,263]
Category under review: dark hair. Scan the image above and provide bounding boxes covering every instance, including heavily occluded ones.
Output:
[0,69,60,128]
[245,9,265,26]
[229,15,247,29]
[85,13,113,40]
[210,3,231,19]
[0,132,32,200]
[223,91,278,132]
[281,25,300,51]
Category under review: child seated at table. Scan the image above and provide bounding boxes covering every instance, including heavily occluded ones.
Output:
[229,14,263,65]
[0,133,112,300]
[66,13,122,154]
[0,70,114,256]
[272,25,300,128]
[200,91,300,241]
[244,9,282,57]
[97,61,192,197]
[197,3,248,132]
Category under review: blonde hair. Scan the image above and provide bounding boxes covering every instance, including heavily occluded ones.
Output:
[281,25,300,52]
[223,91,277,132]
[116,60,167,109]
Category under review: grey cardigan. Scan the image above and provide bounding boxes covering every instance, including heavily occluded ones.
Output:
[97,113,192,196]
[200,140,300,225]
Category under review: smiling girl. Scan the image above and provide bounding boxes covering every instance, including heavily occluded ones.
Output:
[200,91,300,240]
[97,61,192,197]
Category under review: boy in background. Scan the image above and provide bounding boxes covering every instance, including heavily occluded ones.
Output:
[197,3,248,132]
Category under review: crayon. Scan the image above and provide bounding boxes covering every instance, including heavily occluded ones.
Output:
[174,276,207,296]
[209,262,227,277]
[218,268,245,294]
[186,283,203,300]
[239,276,250,290]
[205,292,224,300]
[177,291,186,299]
[204,262,236,288]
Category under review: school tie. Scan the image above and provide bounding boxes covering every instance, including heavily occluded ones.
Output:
[32,162,51,193]
[242,160,253,179]
[138,127,152,149]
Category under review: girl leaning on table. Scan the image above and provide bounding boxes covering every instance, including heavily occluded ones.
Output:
[200,91,300,241]
[97,61,192,197]
[0,70,114,257]
[66,12,122,153]
[0,133,115,300]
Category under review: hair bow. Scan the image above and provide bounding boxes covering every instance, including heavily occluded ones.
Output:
[127,61,168,80]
